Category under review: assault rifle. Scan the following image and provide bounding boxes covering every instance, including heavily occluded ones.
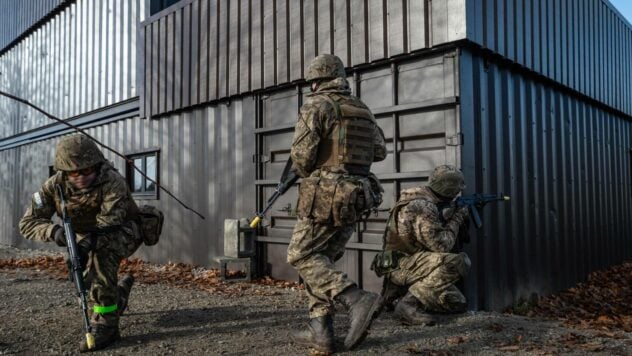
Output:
[55,185,95,350]
[250,158,299,228]
[456,193,510,229]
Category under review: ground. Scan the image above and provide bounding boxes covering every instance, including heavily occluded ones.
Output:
[0,246,630,355]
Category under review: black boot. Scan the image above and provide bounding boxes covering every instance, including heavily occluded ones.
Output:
[117,274,134,316]
[335,286,381,351]
[79,324,120,352]
[291,315,335,354]
[394,292,436,326]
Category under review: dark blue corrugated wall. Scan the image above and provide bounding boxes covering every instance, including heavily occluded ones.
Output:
[460,47,632,310]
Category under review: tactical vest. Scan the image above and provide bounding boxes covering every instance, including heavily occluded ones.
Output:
[383,187,439,255]
[315,95,377,176]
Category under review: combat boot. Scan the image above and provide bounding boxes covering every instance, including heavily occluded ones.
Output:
[117,274,134,316]
[394,292,436,326]
[79,324,120,352]
[291,315,335,354]
[335,286,381,351]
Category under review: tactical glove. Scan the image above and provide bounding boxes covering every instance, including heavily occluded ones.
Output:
[53,227,66,247]
[450,206,469,226]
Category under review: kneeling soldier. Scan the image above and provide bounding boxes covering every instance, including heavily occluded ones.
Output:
[373,165,471,326]
[19,134,143,352]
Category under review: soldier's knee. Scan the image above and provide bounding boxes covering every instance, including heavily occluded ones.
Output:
[446,252,470,278]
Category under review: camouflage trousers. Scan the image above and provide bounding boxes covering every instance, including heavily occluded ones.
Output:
[76,221,142,327]
[389,251,470,313]
[287,218,356,318]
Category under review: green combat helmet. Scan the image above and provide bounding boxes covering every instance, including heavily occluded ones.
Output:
[54,134,105,171]
[305,54,346,82]
[428,165,466,199]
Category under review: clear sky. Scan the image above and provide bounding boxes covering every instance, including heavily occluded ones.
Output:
[608,0,632,25]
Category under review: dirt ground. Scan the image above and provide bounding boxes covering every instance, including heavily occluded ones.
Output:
[0,246,630,355]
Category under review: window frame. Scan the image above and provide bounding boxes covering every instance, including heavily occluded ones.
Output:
[125,149,160,200]
[149,0,182,16]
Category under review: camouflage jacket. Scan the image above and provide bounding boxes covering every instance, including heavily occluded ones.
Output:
[385,186,465,254]
[19,162,140,242]
[290,77,387,178]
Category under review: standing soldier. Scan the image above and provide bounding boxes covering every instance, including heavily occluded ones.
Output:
[288,54,387,353]
[372,165,471,326]
[19,134,143,352]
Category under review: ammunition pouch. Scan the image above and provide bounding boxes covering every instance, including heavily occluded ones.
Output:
[297,174,383,226]
[138,205,164,246]
[370,250,404,277]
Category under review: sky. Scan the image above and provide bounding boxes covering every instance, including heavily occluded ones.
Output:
[608,0,632,25]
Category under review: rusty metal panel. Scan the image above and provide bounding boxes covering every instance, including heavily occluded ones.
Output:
[464,0,632,117]
[459,48,632,311]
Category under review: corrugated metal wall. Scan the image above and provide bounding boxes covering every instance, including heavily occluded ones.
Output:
[465,0,632,117]
[0,0,69,53]
[256,49,461,293]
[0,0,143,137]
[459,48,632,310]
[140,0,467,118]
[2,98,256,266]
[0,149,19,246]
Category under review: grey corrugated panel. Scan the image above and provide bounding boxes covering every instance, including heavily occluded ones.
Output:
[0,0,67,53]
[240,0,252,91]
[0,0,141,136]
[166,13,174,112]
[251,0,262,91]
[465,0,631,116]
[199,0,209,101]
[140,0,466,118]
[228,0,239,96]
[460,48,632,311]
[190,0,200,105]
[159,15,167,113]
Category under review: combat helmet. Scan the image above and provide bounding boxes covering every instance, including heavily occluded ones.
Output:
[305,54,346,82]
[428,165,465,199]
[53,134,105,171]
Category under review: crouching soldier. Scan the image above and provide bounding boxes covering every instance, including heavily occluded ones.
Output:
[19,134,144,352]
[372,165,471,326]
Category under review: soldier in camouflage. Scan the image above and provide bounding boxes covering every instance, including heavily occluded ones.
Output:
[19,134,142,352]
[287,54,387,353]
[373,165,471,326]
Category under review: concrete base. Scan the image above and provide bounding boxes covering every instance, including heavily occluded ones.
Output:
[214,256,251,282]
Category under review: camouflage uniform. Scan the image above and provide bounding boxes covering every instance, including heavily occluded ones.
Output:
[19,134,142,349]
[288,54,386,352]
[377,165,470,318]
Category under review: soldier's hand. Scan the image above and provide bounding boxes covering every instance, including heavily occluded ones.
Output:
[451,206,469,225]
[53,227,66,247]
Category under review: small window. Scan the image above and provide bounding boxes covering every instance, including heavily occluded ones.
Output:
[126,151,159,199]
[150,0,182,16]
